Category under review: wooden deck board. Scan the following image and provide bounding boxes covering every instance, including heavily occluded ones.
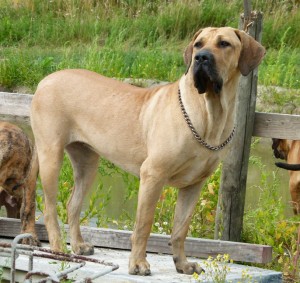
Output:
[0,217,272,264]
[0,237,282,283]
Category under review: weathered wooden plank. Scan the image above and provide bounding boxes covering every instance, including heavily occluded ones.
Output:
[0,217,272,264]
[0,92,32,115]
[253,112,300,139]
[1,92,300,139]
[0,92,32,124]
[216,12,263,242]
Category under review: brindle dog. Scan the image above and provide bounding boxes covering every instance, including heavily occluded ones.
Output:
[0,121,39,244]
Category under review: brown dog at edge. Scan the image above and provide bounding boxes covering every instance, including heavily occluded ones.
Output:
[30,27,265,275]
[0,121,39,245]
[272,139,300,214]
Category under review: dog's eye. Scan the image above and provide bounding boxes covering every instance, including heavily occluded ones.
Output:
[194,41,202,48]
[219,41,230,48]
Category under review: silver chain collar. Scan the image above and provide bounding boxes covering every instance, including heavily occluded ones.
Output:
[178,88,236,151]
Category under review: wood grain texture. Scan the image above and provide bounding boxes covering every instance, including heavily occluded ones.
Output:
[253,112,300,139]
[1,92,299,138]
[0,92,32,124]
[215,12,263,242]
[0,217,272,264]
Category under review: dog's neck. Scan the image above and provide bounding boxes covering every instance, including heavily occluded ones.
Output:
[179,75,240,146]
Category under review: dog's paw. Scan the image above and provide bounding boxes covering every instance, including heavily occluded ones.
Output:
[175,261,204,275]
[72,242,94,255]
[21,235,41,247]
[129,258,151,276]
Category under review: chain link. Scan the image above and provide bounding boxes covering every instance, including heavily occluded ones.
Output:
[178,88,236,151]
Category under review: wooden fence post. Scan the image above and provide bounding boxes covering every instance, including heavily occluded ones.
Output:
[214,11,263,241]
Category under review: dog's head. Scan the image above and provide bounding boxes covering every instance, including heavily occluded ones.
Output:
[184,27,265,94]
[272,138,289,160]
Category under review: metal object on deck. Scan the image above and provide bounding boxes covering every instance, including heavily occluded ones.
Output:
[0,233,119,282]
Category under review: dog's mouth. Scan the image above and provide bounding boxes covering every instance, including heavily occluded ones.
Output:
[193,51,223,95]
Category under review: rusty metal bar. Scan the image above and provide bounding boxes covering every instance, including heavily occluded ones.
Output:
[0,233,119,282]
[74,266,118,283]
[28,262,86,283]
[24,270,60,283]
[10,233,35,283]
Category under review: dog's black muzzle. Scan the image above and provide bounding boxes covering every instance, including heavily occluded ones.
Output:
[193,50,223,95]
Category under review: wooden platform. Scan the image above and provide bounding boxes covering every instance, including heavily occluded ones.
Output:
[0,237,282,283]
[0,217,272,264]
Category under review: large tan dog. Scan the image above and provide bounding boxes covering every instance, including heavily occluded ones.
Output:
[31,27,265,275]
[0,121,39,244]
[272,139,300,214]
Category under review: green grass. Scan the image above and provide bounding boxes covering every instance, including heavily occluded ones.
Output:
[0,0,298,48]
[0,0,299,91]
[0,45,185,91]
[259,27,300,89]
[1,39,299,92]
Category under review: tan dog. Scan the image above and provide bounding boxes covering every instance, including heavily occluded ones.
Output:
[31,27,265,275]
[0,121,39,244]
[272,139,300,214]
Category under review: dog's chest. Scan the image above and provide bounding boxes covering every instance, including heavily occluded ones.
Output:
[168,153,220,188]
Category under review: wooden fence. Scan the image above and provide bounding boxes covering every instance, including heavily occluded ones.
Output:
[2,91,299,138]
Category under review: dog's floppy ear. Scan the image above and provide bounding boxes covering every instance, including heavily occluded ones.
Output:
[184,29,202,74]
[235,30,266,76]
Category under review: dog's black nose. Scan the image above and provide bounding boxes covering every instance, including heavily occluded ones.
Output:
[194,50,213,64]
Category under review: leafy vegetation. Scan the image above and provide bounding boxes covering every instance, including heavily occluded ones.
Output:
[242,153,300,281]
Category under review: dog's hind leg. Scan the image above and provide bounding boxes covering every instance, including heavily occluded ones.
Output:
[66,142,99,255]
[170,182,204,275]
[37,144,64,252]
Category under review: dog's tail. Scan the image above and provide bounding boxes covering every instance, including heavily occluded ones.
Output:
[275,162,300,171]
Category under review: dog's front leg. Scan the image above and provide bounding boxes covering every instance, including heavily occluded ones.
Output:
[170,182,204,275]
[129,162,164,276]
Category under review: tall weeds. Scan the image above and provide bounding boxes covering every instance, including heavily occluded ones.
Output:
[259,28,300,89]
[0,0,299,91]
[0,0,299,48]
